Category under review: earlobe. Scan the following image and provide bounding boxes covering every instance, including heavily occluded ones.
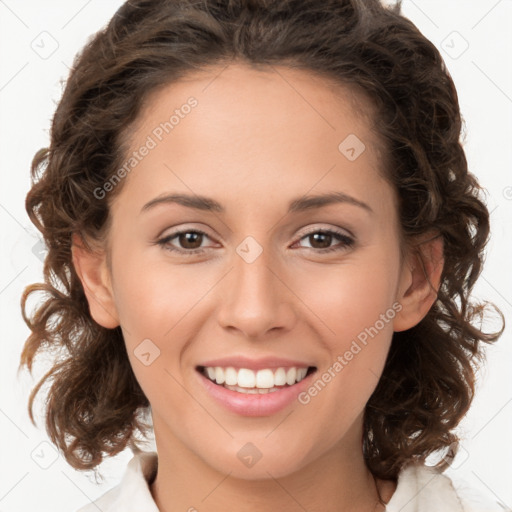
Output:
[393,233,444,332]
[71,232,120,329]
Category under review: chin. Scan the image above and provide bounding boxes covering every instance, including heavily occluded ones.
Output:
[197,435,316,481]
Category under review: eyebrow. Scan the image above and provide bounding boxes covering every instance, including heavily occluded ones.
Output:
[140,191,374,215]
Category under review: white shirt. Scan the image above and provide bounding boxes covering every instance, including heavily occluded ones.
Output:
[76,450,507,511]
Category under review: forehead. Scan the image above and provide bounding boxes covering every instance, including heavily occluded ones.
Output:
[112,61,393,217]
[131,61,382,154]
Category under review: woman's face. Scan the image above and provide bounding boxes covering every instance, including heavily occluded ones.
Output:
[100,63,412,479]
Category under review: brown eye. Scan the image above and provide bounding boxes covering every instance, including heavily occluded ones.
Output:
[295,229,355,253]
[177,231,204,249]
[307,232,334,249]
[157,229,212,255]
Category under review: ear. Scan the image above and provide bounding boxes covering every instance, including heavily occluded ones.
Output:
[393,233,444,332]
[71,232,120,329]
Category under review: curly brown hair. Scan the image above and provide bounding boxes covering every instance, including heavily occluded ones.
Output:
[20,0,504,480]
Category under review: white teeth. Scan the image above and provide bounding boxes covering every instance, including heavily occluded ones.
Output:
[286,367,297,385]
[206,367,216,381]
[215,367,225,385]
[274,367,287,386]
[237,368,256,388]
[256,369,274,389]
[224,366,238,386]
[224,383,282,394]
[202,365,311,390]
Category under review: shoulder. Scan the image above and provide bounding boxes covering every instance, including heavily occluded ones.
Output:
[385,461,508,512]
[75,450,159,512]
[449,471,511,512]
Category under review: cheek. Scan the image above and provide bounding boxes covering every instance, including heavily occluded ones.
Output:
[291,247,399,415]
[293,249,400,344]
[111,248,206,339]
[110,247,226,396]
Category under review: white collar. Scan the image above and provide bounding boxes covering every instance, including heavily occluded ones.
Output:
[78,449,504,511]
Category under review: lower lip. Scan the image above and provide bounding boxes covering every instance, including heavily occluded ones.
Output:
[197,369,316,417]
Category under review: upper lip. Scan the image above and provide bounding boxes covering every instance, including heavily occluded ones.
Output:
[197,355,316,371]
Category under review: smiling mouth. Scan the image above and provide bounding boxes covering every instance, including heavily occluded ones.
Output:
[196,365,317,394]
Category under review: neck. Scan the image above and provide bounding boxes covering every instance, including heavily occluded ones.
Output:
[149,415,396,512]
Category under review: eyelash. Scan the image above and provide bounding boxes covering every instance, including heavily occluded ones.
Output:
[155,227,355,256]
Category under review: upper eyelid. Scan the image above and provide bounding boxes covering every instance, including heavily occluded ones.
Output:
[159,223,353,237]
[158,226,216,243]
[297,225,354,239]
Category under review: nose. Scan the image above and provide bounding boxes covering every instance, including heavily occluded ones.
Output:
[216,243,297,340]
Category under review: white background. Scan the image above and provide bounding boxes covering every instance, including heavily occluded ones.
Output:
[0,1,511,510]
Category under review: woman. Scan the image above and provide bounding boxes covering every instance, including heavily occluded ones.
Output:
[20,0,505,510]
